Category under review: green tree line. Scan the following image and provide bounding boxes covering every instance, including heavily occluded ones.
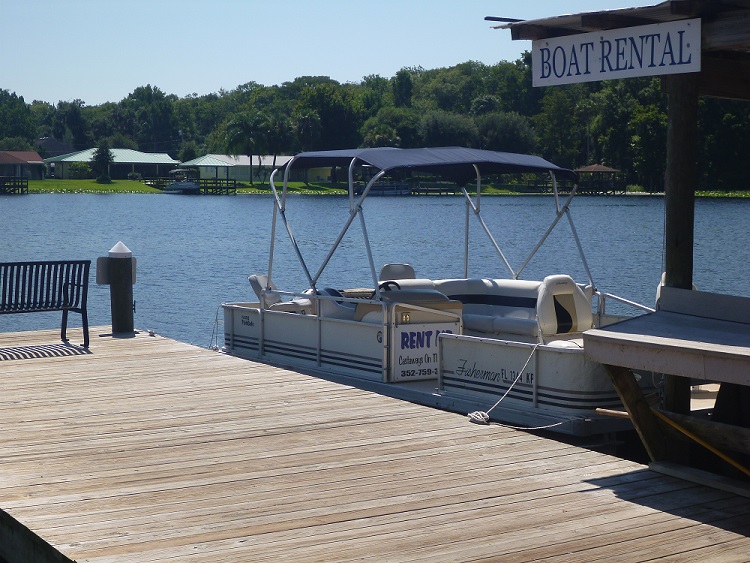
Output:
[1,54,749,191]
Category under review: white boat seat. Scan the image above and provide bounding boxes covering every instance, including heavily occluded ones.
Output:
[317,287,357,320]
[462,313,539,337]
[268,297,314,314]
[379,263,416,281]
[426,276,593,339]
[250,274,315,314]
[537,274,593,335]
[248,274,281,308]
[434,278,541,336]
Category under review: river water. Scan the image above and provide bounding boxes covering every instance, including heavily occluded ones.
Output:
[1,193,748,347]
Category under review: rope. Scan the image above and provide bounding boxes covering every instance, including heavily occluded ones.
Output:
[209,305,222,351]
[467,343,541,425]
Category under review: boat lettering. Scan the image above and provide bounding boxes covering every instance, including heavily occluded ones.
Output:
[399,354,423,366]
[241,315,254,327]
[398,368,435,378]
[399,329,452,350]
[456,359,533,384]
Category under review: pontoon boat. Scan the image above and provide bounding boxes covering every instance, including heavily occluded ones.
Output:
[222,147,655,436]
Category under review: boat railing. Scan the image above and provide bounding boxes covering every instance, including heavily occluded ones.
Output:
[262,288,463,324]
[595,291,654,325]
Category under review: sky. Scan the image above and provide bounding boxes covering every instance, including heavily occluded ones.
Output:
[4,0,655,107]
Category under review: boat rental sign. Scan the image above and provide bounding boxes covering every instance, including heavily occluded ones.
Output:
[532,19,701,86]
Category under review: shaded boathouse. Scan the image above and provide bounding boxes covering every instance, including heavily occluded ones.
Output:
[499,0,750,480]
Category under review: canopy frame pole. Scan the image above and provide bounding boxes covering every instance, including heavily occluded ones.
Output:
[515,173,578,280]
[269,162,315,288]
[311,166,387,289]
[348,159,380,291]
[461,165,515,278]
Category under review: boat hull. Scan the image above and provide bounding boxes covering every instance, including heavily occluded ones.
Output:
[223,302,650,436]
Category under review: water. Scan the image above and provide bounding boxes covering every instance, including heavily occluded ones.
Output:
[1,193,748,347]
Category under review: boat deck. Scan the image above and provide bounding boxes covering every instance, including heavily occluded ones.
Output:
[1,327,750,561]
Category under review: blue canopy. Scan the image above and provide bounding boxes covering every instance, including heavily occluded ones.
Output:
[286,147,577,183]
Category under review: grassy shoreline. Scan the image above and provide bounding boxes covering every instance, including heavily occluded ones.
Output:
[23,179,750,197]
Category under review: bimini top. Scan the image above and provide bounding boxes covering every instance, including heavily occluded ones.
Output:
[286,147,577,184]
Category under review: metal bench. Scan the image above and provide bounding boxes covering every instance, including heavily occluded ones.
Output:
[0,260,91,347]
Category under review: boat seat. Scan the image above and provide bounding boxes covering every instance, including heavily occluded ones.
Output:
[317,287,357,320]
[379,263,416,281]
[248,274,281,308]
[366,275,593,339]
[249,274,314,314]
[537,274,593,335]
[435,278,542,337]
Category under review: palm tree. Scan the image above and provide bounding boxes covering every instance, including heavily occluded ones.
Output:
[224,112,262,185]
[265,112,292,171]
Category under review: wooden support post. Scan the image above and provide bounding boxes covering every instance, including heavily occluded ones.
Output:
[663,72,699,415]
[604,364,671,462]
[664,72,698,291]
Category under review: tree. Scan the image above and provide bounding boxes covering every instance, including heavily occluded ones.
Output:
[121,85,179,153]
[629,103,667,191]
[470,95,502,116]
[698,98,750,190]
[360,74,391,119]
[292,109,321,152]
[91,141,114,183]
[263,112,292,171]
[417,62,487,114]
[295,83,362,149]
[476,112,537,154]
[0,137,34,151]
[533,86,582,169]
[52,99,90,149]
[392,69,413,108]
[0,90,36,141]
[224,111,263,184]
[418,110,478,147]
[360,106,420,148]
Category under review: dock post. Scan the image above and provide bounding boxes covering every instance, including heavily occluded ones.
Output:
[663,73,699,417]
[97,242,136,335]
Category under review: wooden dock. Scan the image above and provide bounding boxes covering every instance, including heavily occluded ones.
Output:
[0,176,29,195]
[1,327,750,562]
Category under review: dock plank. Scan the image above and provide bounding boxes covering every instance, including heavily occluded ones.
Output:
[0,327,749,562]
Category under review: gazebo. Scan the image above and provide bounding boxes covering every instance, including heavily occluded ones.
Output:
[574,163,623,194]
[179,155,235,180]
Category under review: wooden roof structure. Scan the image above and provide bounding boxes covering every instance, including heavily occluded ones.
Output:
[498,0,750,101]
[496,1,750,479]
[575,163,619,173]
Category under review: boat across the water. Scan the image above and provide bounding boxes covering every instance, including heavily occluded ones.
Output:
[222,147,655,436]
[163,168,201,194]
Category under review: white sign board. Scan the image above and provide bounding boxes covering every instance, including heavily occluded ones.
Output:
[532,18,701,86]
[392,322,458,382]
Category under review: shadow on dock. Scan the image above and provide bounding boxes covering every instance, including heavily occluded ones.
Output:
[0,342,91,361]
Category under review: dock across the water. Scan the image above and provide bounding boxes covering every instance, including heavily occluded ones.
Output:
[1,327,750,561]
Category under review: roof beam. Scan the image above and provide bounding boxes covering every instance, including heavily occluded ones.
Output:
[697,53,750,100]
[509,25,581,41]
[579,13,663,30]
[703,9,750,50]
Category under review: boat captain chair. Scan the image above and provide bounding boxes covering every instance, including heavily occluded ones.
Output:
[248,274,281,308]
[536,274,593,337]
[249,274,316,314]
[379,263,416,281]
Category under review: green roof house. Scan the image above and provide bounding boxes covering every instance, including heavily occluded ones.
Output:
[45,148,179,179]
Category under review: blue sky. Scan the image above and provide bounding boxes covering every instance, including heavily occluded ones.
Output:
[4,1,654,106]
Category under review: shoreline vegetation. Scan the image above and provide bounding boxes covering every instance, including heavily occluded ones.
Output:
[22,179,750,197]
